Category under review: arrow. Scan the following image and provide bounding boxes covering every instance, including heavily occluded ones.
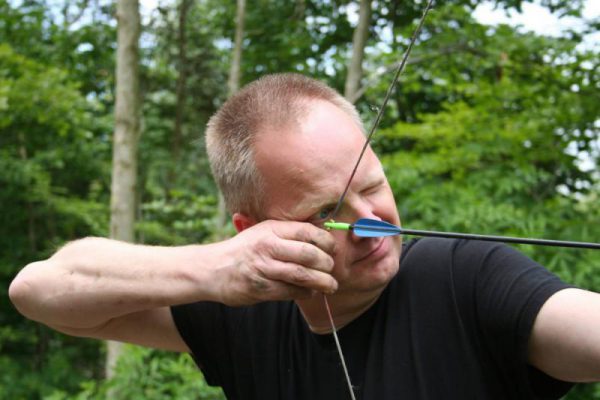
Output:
[324,218,600,250]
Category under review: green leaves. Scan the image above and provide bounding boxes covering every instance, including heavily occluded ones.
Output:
[1,0,598,398]
[376,21,599,297]
[0,42,110,400]
[42,346,226,399]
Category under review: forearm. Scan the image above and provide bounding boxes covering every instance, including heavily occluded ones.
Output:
[9,237,221,330]
[10,220,338,340]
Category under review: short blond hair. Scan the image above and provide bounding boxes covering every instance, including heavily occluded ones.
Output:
[206,73,362,218]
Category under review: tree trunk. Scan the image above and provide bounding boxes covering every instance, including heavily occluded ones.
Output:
[216,0,245,238]
[167,0,192,197]
[344,0,371,103]
[107,0,141,380]
[228,0,245,97]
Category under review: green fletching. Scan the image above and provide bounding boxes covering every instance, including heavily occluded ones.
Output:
[324,221,351,231]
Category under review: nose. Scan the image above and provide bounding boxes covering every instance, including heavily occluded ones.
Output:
[345,198,380,242]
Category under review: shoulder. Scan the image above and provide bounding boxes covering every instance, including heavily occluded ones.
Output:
[401,237,511,265]
[399,237,544,278]
[395,238,568,315]
[398,237,510,282]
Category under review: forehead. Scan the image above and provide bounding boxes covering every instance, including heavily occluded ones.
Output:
[253,100,383,218]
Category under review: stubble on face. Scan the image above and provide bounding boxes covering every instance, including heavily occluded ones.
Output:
[252,100,402,295]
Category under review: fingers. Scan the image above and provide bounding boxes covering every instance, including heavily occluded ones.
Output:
[223,271,316,306]
[271,222,336,257]
[260,259,338,294]
[243,273,315,302]
[271,240,334,273]
[264,222,337,292]
[221,220,339,306]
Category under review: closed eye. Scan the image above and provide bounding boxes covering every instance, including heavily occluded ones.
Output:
[362,179,384,195]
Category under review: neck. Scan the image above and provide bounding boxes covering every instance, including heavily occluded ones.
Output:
[296,288,383,334]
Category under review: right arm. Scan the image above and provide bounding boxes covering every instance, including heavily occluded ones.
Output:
[8,221,336,352]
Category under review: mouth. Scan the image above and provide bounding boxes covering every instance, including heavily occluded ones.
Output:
[354,237,387,264]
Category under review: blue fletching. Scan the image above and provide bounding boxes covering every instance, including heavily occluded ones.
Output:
[353,218,402,237]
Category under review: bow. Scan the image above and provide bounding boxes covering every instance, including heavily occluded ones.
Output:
[322,1,435,399]
[320,1,599,398]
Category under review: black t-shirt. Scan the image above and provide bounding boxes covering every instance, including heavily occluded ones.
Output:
[171,238,574,399]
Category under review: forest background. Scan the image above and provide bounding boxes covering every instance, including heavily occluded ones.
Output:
[1,0,599,398]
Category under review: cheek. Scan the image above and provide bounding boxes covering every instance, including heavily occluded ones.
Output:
[374,242,401,280]
[331,231,351,266]
[330,235,353,275]
[372,190,399,223]
[332,238,350,263]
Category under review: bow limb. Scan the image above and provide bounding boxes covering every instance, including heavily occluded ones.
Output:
[322,2,436,399]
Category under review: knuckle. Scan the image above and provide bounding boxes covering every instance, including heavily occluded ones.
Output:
[309,248,334,272]
[245,275,278,303]
[296,226,313,243]
[308,227,336,253]
[325,255,334,271]
[256,236,277,256]
[316,227,329,241]
[301,242,318,261]
[248,275,270,291]
[322,233,336,252]
[291,266,312,284]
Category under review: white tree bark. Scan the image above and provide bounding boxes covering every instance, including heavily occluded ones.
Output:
[167,0,192,196]
[107,0,141,380]
[228,0,245,96]
[344,0,371,102]
[217,0,246,238]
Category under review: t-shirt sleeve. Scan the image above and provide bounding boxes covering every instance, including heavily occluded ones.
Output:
[170,301,236,387]
[452,239,575,398]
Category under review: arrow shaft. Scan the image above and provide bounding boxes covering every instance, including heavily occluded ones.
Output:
[397,228,600,249]
[327,220,600,249]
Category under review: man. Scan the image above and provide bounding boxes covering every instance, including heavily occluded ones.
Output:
[9,74,600,399]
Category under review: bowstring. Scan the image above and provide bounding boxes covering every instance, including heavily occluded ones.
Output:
[323,293,357,400]
[322,1,435,398]
[330,0,435,220]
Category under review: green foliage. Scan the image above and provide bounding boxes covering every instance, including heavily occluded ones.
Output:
[0,0,116,102]
[1,0,224,397]
[0,41,110,399]
[138,192,230,245]
[44,346,225,400]
[1,0,598,398]
[376,21,600,296]
[0,42,111,257]
[374,13,599,396]
[106,347,224,400]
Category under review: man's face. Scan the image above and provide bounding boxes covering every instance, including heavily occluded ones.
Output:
[253,100,402,294]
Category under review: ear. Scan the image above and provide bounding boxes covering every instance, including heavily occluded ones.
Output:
[232,213,258,233]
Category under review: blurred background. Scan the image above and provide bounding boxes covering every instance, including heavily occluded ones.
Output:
[1,0,598,398]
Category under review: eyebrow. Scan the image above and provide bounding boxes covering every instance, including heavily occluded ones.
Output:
[353,166,385,190]
[299,195,340,219]
[285,160,386,220]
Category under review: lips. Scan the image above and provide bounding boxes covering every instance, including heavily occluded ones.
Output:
[354,237,387,264]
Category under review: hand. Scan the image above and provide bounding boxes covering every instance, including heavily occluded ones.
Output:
[215,220,337,306]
